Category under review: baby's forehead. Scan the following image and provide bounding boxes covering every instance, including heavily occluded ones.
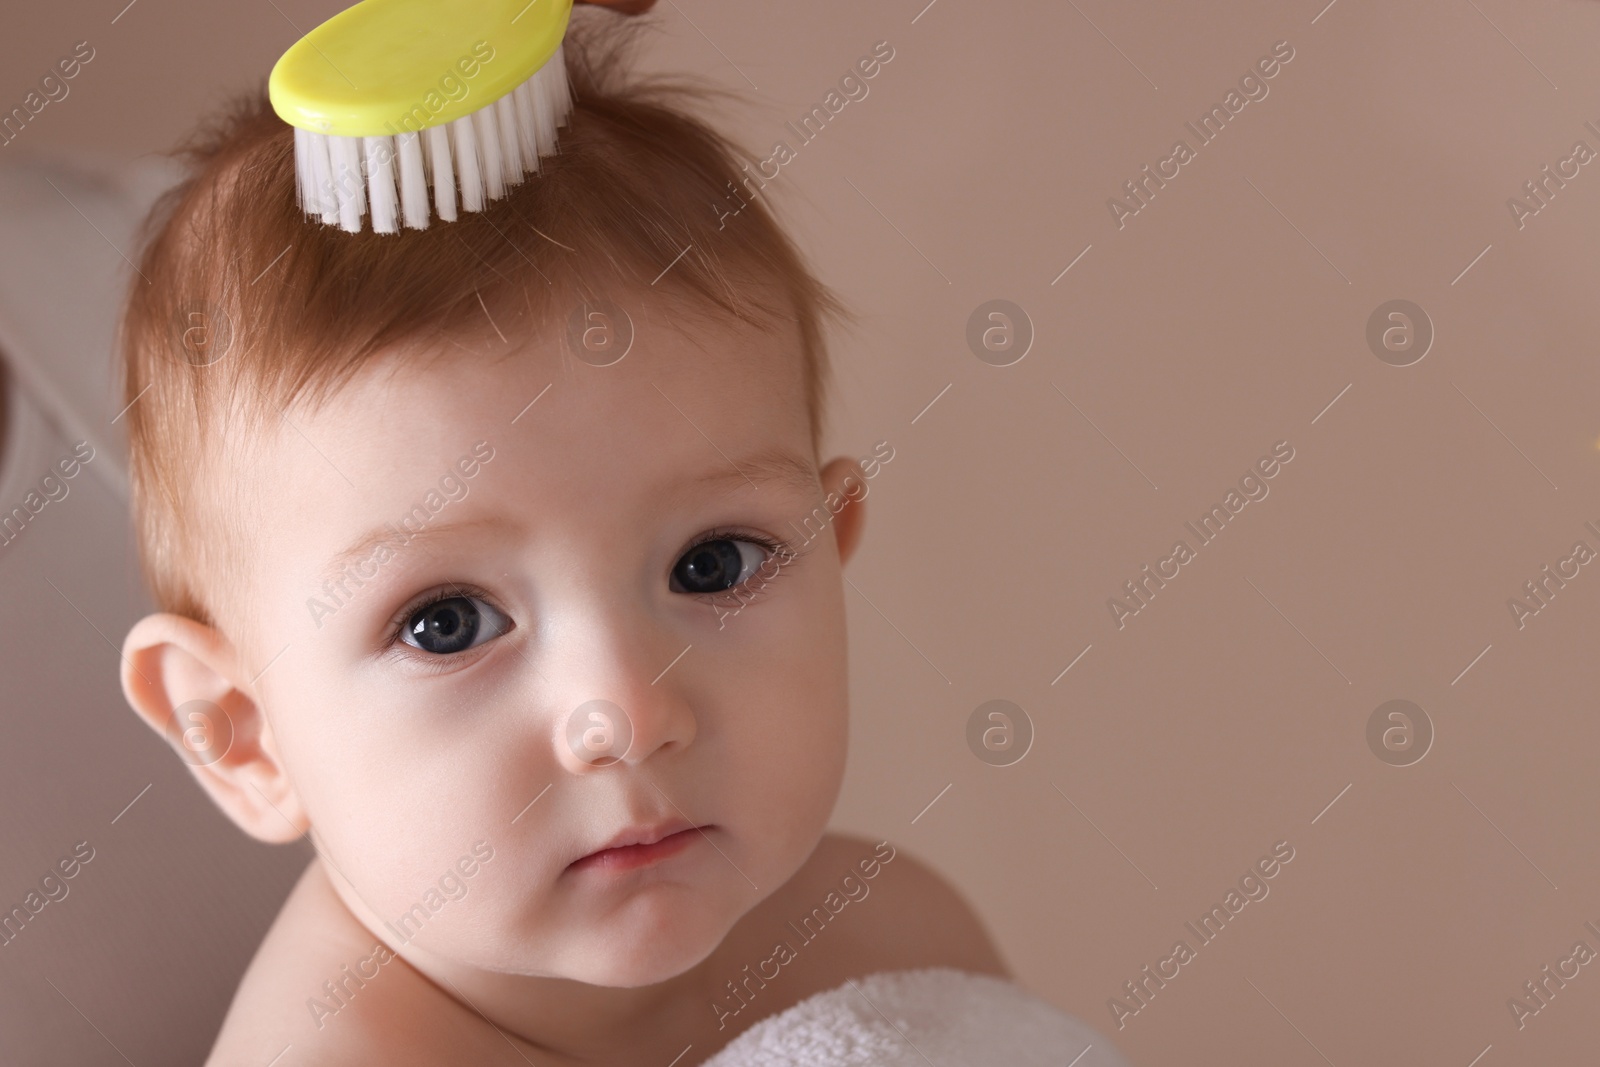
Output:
[306,296,804,440]
[227,302,812,539]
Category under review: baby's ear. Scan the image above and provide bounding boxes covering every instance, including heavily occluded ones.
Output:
[120,614,308,843]
[819,456,868,567]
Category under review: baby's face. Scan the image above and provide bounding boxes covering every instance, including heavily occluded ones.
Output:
[228,292,854,985]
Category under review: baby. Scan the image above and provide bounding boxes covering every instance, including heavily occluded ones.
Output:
[113,16,1019,1066]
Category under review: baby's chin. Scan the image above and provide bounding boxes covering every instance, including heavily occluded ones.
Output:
[451,885,749,987]
[547,916,731,988]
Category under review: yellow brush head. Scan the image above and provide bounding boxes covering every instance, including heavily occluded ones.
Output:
[269,0,576,233]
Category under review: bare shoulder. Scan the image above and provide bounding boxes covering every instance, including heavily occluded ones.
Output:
[205,860,517,1067]
[801,831,1010,980]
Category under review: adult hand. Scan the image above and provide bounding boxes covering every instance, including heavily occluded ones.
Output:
[575,0,658,13]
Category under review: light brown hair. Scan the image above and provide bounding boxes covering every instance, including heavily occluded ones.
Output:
[118,14,850,630]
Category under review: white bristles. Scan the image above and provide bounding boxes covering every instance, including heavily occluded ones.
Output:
[474,106,506,202]
[452,112,484,214]
[330,136,365,233]
[494,95,522,187]
[511,80,540,172]
[529,57,560,158]
[397,132,429,230]
[426,125,457,222]
[419,123,434,184]
[289,43,573,234]
[364,135,397,234]
[293,127,313,212]
[306,131,338,225]
[548,46,572,132]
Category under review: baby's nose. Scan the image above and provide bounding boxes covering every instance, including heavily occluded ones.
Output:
[545,619,698,775]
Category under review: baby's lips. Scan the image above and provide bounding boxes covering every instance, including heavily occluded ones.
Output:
[579,817,692,858]
[567,828,708,874]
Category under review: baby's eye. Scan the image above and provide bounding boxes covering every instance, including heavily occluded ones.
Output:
[399,594,512,655]
[670,537,771,595]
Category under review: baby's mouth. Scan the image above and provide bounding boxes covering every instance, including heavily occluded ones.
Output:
[567,821,713,874]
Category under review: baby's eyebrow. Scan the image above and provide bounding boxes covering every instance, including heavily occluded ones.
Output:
[692,447,819,496]
[320,516,519,589]
[316,449,818,587]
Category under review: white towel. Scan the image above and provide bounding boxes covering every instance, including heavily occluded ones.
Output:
[701,967,1132,1067]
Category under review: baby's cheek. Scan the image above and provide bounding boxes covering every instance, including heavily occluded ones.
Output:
[318,736,514,909]
[721,672,847,840]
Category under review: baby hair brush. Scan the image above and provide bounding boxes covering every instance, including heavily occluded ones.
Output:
[269,0,575,234]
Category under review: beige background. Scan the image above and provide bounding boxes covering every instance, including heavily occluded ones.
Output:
[3,0,1599,1064]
